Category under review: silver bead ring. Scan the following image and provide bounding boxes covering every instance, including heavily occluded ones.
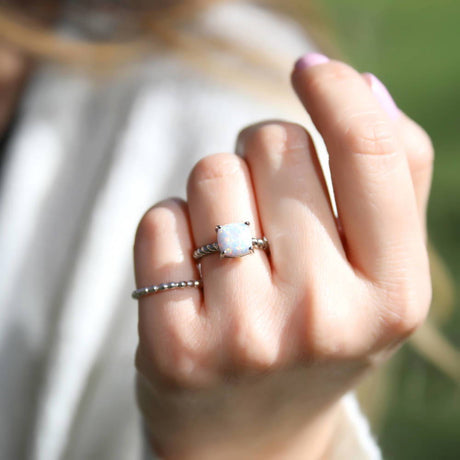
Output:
[132,279,202,300]
[193,221,269,260]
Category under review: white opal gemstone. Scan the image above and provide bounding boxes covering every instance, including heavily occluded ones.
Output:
[217,222,252,257]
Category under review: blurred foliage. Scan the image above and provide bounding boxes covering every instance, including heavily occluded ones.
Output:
[319,0,460,458]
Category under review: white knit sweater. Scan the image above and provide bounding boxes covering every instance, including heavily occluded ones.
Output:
[0,3,381,459]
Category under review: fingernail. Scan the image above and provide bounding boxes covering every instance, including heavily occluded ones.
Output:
[363,73,400,120]
[294,52,330,72]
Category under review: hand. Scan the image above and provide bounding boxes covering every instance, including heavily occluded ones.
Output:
[133,55,433,459]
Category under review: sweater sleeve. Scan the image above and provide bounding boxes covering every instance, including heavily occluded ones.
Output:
[325,392,382,460]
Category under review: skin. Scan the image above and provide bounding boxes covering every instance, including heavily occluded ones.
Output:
[0,44,433,460]
[134,58,433,459]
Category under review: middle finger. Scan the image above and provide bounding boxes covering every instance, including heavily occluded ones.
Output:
[186,153,273,316]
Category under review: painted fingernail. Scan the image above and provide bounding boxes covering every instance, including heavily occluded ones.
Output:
[294,52,330,72]
[363,73,400,120]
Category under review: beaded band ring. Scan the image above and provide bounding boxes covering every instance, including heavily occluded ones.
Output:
[132,279,202,300]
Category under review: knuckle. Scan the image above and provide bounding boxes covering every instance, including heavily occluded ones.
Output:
[305,309,357,360]
[239,120,309,158]
[404,123,435,173]
[242,122,287,154]
[344,116,398,156]
[138,314,218,389]
[151,345,184,384]
[238,121,313,174]
[298,285,367,361]
[413,125,434,158]
[187,153,245,187]
[381,277,432,338]
[143,335,208,389]
[134,199,183,252]
[305,61,356,95]
[229,317,281,371]
[312,332,351,360]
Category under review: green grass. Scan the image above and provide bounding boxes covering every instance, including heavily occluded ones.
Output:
[321,1,460,457]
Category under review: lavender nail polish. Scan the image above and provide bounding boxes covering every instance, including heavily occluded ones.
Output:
[364,73,400,120]
[294,52,330,72]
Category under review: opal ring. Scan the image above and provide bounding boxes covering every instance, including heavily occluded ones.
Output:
[132,279,202,299]
[193,221,269,260]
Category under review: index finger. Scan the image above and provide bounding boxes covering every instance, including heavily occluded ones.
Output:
[291,55,428,285]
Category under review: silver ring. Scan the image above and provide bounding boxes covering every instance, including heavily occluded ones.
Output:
[193,221,269,260]
[132,279,202,300]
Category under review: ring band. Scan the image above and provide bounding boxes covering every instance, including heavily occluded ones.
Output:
[132,279,202,300]
[193,221,269,260]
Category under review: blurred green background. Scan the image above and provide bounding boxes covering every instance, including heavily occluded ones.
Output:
[320,0,460,458]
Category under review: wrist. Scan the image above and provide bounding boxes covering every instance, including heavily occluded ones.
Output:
[149,403,341,460]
